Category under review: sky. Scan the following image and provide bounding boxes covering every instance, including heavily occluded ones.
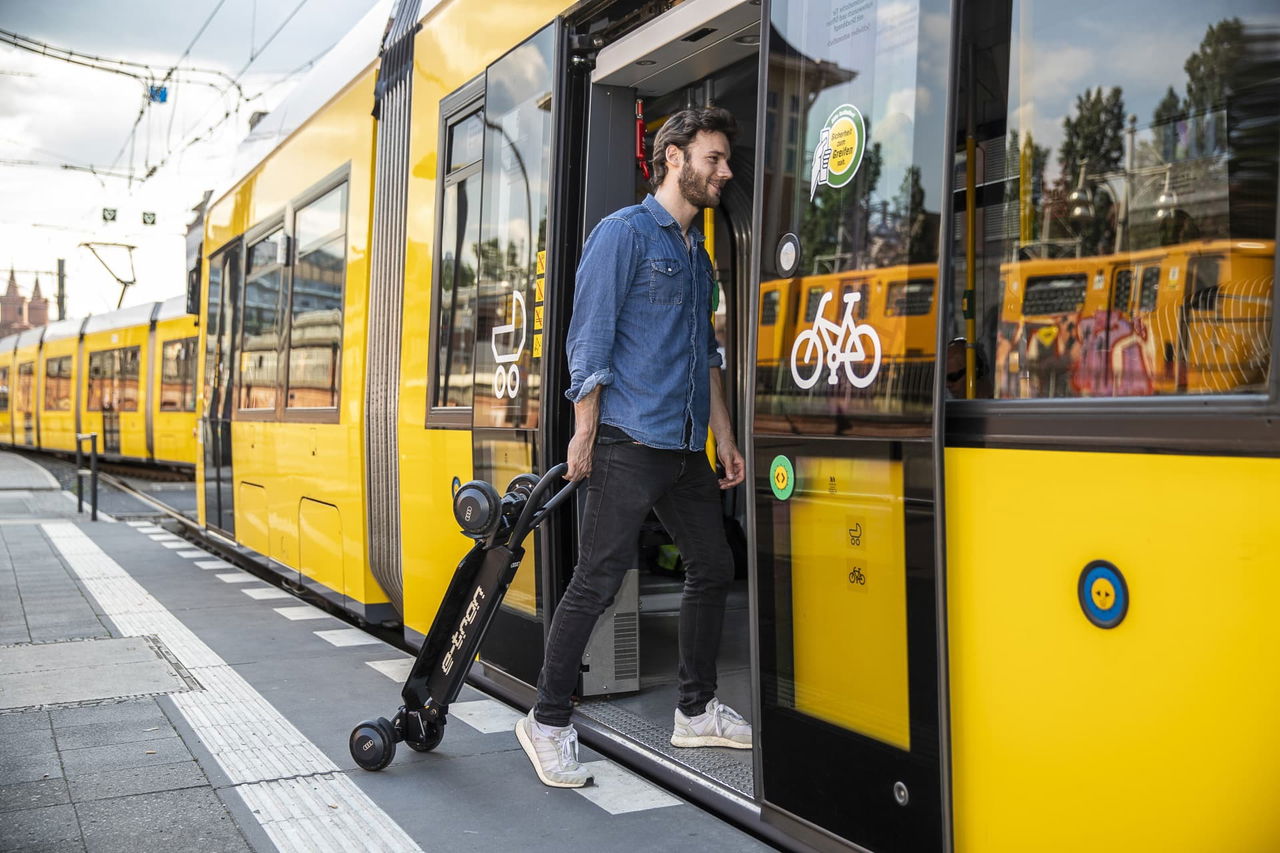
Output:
[0,0,380,321]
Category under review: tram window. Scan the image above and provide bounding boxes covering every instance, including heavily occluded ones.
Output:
[1022,275,1086,317]
[448,113,484,172]
[955,0,1277,400]
[17,362,32,411]
[431,103,483,417]
[1112,269,1134,314]
[803,287,823,323]
[761,291,780,326]
[43,356,72,411]
[1139,266,1161,312]
[886,280,933,317]
[1187,256,1221,311]
[287,184,347,410]
[0,366,8,411]
[87,347,139,412]
[239,228,285,410]
[161,337,198,412]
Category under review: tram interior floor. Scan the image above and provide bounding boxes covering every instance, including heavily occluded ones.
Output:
[577,577,754,797]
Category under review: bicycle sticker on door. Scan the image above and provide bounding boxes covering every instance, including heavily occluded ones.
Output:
[790,289,883,389]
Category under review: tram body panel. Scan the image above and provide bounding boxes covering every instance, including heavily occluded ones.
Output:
[36,333,78,454]
[201,64,383,611]
[945,446,1280,851]
[80,321,151,461]
[151,311,201,467]
[396,0,568,639]
[11,338,39,448]
[0,340,12,444]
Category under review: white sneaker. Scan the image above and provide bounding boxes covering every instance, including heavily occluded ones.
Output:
[671,698,752,749]
[515,709,593,788]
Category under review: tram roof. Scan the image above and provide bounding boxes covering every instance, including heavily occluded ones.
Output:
[39,317,85,345]
[82,301,161,336]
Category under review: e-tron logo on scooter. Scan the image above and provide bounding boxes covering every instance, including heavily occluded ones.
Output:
[441,585,487,675]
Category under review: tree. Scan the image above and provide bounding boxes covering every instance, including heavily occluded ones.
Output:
[1059,86,1126,179]
[1151,86,1182,162]
[1057,87,1125,255]
[1184,17,1245,117]
[798,141,882,271]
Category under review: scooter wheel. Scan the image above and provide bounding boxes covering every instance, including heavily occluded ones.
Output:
[405,718,444,753]
[350,718,396,771]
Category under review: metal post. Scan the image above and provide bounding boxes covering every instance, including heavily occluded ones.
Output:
[75,436,84,513]
[75,433,99,521]
[90,434,98,522]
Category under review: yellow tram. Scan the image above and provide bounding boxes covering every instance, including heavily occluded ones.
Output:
[0,297,199,467]
[188,0,1280,850]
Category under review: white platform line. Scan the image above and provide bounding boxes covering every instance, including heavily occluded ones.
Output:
[148,533,181,542]
[365,659,413,682]
[449,699,522,734]
[243,587,293,601]
[41,522,422,853]
[274,606,331,622]
[177,549,206,558]
[314,628,382,648]
[160,541,188,549]
[136,525,165,533]
[196,559,234,570]
[125,521,149,528]
[216,573,258,584]
[574,761,682,814]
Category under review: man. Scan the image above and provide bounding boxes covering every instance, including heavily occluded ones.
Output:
[515,107,751,788]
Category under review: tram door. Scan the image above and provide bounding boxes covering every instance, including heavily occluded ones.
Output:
[749,0,951,849]
[201,243,240,535]
[468,24,561,686]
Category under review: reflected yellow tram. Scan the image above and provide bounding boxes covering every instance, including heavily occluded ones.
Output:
[190,0,1280,849]
[0,297,199,467]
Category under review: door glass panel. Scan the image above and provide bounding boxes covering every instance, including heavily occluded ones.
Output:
[240,230,284,411]
[756,0,950,431]
[953,1,1278,399]
[471,25,554,431]
[753,1,949,848]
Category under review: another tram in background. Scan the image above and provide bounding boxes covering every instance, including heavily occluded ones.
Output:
[0,297,199,467]
[189,0,1280,850]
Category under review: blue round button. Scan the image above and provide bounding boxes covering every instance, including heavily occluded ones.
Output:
[1078,560,1128,629]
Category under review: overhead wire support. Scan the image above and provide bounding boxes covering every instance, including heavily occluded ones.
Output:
[0,27,245,101]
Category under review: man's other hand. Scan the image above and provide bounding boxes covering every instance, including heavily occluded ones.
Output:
[716,440,744,489]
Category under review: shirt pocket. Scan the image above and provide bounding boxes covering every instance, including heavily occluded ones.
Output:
[648,259,684,305]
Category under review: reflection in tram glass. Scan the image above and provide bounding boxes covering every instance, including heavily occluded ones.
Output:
[952,1,1278,399]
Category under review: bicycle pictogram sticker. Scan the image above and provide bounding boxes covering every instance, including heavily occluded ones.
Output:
[790,290,882,389]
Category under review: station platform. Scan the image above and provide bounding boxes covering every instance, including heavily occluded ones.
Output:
[0,451,774,852]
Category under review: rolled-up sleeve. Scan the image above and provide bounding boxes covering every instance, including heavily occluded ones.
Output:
[707,313,723,370]
[564,217,639,403]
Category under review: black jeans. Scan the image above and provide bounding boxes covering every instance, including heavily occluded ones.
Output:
[534,435,734,727]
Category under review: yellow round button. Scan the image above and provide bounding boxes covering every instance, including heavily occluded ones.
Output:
[1090,576,1117,612]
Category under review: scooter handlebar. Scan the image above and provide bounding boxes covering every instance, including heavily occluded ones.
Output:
[507,463,578,547]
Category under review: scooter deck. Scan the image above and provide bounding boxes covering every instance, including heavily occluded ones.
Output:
[400,541,527,713]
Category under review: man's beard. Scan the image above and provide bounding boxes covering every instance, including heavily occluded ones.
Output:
[678,162,720,209]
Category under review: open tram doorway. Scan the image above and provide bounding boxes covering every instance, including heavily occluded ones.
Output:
[564,0,762,799]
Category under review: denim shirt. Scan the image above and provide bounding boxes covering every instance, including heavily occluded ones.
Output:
[565,195,723,451]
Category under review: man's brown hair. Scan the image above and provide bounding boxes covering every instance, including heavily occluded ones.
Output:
[650,107,737,189]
